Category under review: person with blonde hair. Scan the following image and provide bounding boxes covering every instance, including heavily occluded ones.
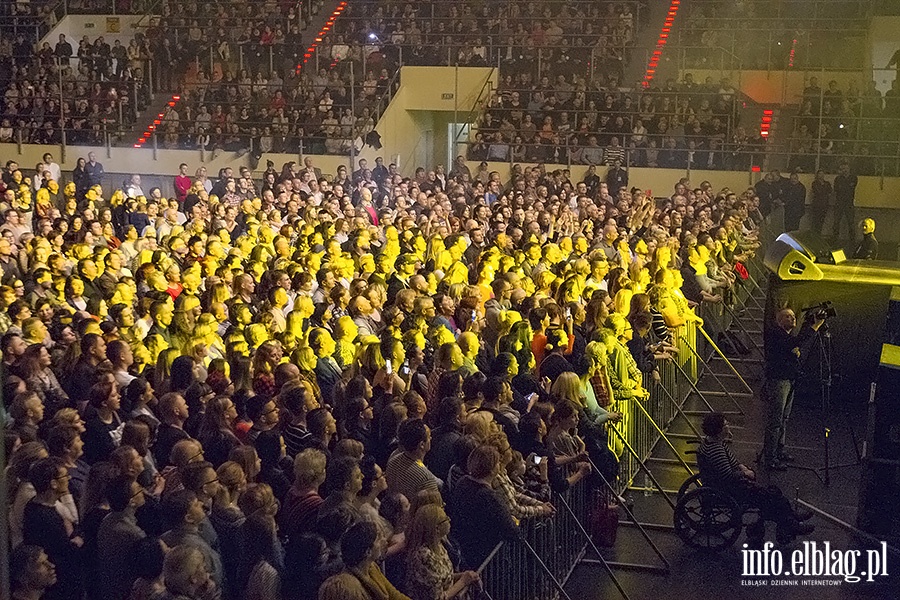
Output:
[533,269,557,301]
[332,315,358,370]
[486,431,554,521]
[463,410,496,442]
[405,504,479,600]
[281,448,327,541]
[603,315,648,400]
[613,287,634,316]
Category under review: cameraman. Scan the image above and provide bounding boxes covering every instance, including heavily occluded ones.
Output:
[762,307,825,470]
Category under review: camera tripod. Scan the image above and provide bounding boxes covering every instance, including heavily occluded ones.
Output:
[787,322,862,485]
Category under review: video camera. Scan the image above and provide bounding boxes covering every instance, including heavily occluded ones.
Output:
[802,301,836,320]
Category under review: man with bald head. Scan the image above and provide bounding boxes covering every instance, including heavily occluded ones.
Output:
[762,307,825,470]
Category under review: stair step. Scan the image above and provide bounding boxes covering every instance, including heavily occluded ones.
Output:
[695,390,754,398]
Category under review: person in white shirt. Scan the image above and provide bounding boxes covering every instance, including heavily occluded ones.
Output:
[41,153,62,183]
[124,174,144,199]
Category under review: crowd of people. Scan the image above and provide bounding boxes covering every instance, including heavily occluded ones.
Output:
[470,75,750,171]
[337,0,645,76]
[788,76,900,175]
[0,30,153,146]
[2,0,895,181]
[1,147,773,599]
[142,0,644,155]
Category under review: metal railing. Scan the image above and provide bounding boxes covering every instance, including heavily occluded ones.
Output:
[472,230,773,598]
[469,216,775,600]
[477,484,592,600]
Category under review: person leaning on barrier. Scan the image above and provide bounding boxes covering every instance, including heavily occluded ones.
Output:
[404,504,480,600]
[698,412,813,546]
[762,307,824,471]
[447,445,520,570]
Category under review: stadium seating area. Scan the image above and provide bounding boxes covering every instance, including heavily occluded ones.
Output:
[139,0,647,154]
[786,76,900,175]
[0,30,152,145]
[0,0,895,172]
[470,76,752,170]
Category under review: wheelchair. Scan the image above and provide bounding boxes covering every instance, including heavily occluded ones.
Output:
[672,442,761,552]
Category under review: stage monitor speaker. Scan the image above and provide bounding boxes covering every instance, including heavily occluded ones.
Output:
[766,235,900,285]
[857,350,900,539]
[781,230,842,264]
[764,238,823,281]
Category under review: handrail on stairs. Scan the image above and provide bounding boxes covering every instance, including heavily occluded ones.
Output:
[451,67,496,156]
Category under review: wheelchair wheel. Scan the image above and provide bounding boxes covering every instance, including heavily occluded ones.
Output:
[677,474,702,500]
[674,488,743,551]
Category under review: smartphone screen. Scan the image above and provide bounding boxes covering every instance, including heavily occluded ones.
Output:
[385,359,392,375]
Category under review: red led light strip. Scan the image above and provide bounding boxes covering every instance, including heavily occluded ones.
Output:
[296,1,347,73]
[643,0,681,88]
[134,1,348,148]
[759,109,773,138]
[133,95,181,148]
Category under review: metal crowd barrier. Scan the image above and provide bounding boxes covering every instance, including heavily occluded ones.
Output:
[476,483,592,600]
[472,212,781,599]
[615,210,782,493]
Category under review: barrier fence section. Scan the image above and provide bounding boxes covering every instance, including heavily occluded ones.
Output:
[474,216,779,600]
[477,482,591,600]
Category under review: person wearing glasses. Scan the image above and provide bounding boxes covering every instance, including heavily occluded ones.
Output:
[22,457,83,600]
[97,475,147,600]
[180,461,224,552]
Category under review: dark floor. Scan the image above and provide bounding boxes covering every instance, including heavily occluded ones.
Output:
[563,309,900,599]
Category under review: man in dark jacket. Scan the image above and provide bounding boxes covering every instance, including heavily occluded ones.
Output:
[605,160,628,193]
[85,151,104,187]
[762,308,824,470]
[832,162,858,241]
[23,458,83,600]
[97,476,147,600]
[783,171,807,232]
[448,446,519,569]
[425,398,465,482]
[311,329,342,405]
[754,172,780,216]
